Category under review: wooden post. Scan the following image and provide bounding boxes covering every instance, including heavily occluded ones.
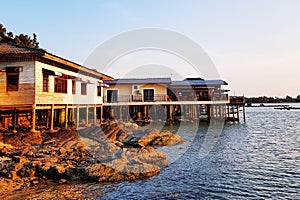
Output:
[169,105,173,121]
[76,106,80,128]
[50,104,54,132]
[71,107,75,123]
[12,108,17,133]
[227,105,230,119]
[243,105,246,123]
[120,106,123,120]
[100,106,103,123]
[86,106,89,125]
[64,105,68,129]
[237,105,240,122]
[46,110,49,128]
[30,105,36,132]
[94,105,97,125]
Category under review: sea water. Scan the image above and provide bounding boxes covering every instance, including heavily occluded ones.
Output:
[14,103,300,199]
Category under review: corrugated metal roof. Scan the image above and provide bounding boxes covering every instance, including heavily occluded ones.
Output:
[0,42,113,80]
[172,79,228,86]
[104,77,172,85]
[0,42,45,54]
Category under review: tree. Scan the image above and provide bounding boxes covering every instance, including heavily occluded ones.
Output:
[32,33,39,48]
[0,23,40,48]
[0,24,7,42]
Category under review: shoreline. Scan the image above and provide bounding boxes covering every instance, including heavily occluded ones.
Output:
[0,120,185,196]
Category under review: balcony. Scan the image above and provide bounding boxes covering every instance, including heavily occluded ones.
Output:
[104,94,168,103]
[103,93,229,103]
[173,94,229,102]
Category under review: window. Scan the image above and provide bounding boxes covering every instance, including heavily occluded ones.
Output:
[97,86,102,96]
[6,67,20,91]
[106,90,118,102]
[72,80,76,94]
[43,73,49,92]
[143,89,155,102]
[55,76,67,93]
[81,82,87,95]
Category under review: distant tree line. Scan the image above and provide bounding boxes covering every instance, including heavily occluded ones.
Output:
[245,95,300,103]
[0,23,39,48]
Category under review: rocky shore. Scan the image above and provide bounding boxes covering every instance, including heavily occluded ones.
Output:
[0,120,185,196]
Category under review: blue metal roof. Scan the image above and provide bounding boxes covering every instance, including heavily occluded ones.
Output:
[104,77,172,85]
[171,79,228,86]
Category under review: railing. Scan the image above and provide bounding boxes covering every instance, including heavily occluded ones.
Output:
[175,94,229,101]
[104,93,229,103]
[230,96,245,105]
[104,94,168,103]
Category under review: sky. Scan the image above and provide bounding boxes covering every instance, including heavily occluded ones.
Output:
[1,0,300,97]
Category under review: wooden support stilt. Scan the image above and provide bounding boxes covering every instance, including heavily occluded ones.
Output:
[119,106,122,120]
[100,106,103,123]
[46,110,49,128]
[30,105,36,132]
[76,106,80,128]
[227,105,230,119]
[71,108,75,123]
[12,108,17,133]
[64,105,68,129]
[237,105,240,121]
[169,105,173,121]
[50,104,54,132]
[243,105,246,123]
[94,105,97,125]
[86,106,89,125]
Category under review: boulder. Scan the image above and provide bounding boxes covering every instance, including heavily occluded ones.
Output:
[0,120,185,196]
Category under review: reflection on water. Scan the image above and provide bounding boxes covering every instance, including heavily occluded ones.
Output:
[14,104,300,199]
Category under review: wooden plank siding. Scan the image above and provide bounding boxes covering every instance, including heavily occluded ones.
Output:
[0,61,35,105]
[35,61,103,105]
[0,60,104,107]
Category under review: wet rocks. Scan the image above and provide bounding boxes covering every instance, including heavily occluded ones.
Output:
[0,120,185,196]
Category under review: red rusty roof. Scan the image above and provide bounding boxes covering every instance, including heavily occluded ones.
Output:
[0,42,45,55]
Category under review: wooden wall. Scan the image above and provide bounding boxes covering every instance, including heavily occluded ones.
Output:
[35,61,103,105]
[104,83,167,96]
[0,60,104,107]
[0,61,35,105]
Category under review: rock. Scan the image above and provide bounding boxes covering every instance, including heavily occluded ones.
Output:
[0,120,183,196]
[138,129,185,147]
[59,178,67,184]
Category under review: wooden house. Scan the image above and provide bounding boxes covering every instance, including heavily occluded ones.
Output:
[102,78,171,121]
[0,42,113,132]
[102,77,242,123]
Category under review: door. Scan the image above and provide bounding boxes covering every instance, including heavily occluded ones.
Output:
[143,89,154,102]
[107,90,118,102]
